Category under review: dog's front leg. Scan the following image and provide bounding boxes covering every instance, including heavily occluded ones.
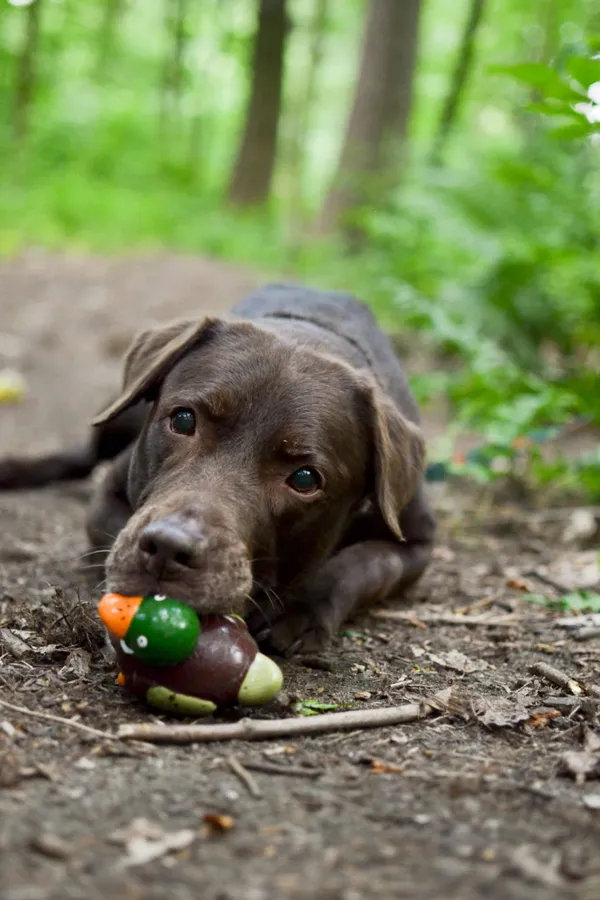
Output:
[260,486,436,656]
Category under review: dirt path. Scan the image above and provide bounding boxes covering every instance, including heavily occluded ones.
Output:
[1,252,599,900]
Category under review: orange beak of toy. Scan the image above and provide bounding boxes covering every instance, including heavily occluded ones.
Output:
[98,593,143,640]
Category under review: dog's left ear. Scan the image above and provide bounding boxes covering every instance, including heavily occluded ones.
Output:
[362,379,426,541]
[91,317,222,426]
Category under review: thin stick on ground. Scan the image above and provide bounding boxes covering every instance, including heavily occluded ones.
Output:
[530,661,583,696]
[0,697,115,741]
[117,692,450,744]
[243,761,322,779]
[226,754,261,797]
[371,610,519,627]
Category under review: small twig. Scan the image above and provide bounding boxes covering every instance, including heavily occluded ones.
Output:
[226,754,261,797]
[522,569,571,595]
[243,761,322,779]
[371,610,518,627]
[574,627,600,642]
[530,662,583,696]
[0,698,115,741]
[455,592,503,615]
[118,693,447,744]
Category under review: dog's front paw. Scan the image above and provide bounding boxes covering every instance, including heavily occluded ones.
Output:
[266,600,338,657]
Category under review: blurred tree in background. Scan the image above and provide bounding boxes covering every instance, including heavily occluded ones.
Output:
[0,0,599,496]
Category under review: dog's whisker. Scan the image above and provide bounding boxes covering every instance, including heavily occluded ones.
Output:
[253,579,284,613]
[78,548,110,561]
[244,593,273,628]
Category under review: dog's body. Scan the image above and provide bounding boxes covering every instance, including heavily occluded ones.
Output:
[0,284,435,654]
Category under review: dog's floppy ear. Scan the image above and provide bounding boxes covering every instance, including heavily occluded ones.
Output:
[362,379,426,541]
[91,317,222,426]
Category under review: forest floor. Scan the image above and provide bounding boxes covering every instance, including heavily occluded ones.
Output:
[0,251,599,900]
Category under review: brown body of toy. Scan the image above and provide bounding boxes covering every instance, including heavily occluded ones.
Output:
[111,611,283,716]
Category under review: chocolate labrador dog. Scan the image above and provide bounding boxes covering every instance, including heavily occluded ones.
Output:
[0,284,435,654]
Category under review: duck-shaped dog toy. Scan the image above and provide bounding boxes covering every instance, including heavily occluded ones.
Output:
[98,593,283,716]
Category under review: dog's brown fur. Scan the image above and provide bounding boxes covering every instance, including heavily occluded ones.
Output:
[0,285,436,655]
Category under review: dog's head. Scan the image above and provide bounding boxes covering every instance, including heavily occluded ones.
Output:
[94,316,424,615]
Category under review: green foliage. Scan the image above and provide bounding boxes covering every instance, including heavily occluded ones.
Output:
[293,699,351,716]
[0,0,598,499]
[527,590,600,613]
[358,37,600,496]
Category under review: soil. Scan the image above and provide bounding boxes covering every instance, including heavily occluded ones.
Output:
[1,251,599,900]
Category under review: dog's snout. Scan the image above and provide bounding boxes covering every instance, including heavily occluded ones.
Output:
[138,518,203,575]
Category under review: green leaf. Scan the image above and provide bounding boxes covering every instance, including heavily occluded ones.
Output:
[524,101,582,119]
[549,121,598,140]
[489,63,582,101]
[527,591,600,613]
[566,56,600,91]
[294,700,352,716]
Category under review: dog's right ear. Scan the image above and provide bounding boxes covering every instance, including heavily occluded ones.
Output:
[91,317,222,426]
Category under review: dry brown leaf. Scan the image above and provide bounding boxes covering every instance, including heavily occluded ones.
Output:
[426,685,473,720]
[527,709,560,728]
[474,696,530,728]
[203,814,234,835]
[60,649,91,677]
[370,759,405,774]
[427,649,488,674]
[506,576,534,593]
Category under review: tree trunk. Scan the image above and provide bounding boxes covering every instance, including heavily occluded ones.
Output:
[12,0,43,144]
[228,0,289,207]
[159,0,189,144]
[319,0,421,234]
[429,0,485,166]
[96,0,126,81]
[286,0,329,236]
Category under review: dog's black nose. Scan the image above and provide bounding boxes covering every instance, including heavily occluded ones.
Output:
[138,519,200,576]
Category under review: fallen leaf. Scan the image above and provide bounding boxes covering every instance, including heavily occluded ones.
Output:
[110,817,195,868]
[203,814,234,835]
[546,550,599,591]
[585,730,600,753]
[426,685,473,719]
[262,745,296,757]
[1,720,16,739]
[527,709,560,728]
[506,576,534,593]
[427,649,488,674]
[558,751,600,782]
[354,691,372,701]
[294,700,352,716]
[509,845,563,888]
[0,368,27,404]
[562,509,597,545]
[370,759,405,774]
[61,649,91,677]
[474,696,530,728]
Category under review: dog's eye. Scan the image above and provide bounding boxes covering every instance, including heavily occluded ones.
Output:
[288,467,321,494]
[170,408,196,436]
